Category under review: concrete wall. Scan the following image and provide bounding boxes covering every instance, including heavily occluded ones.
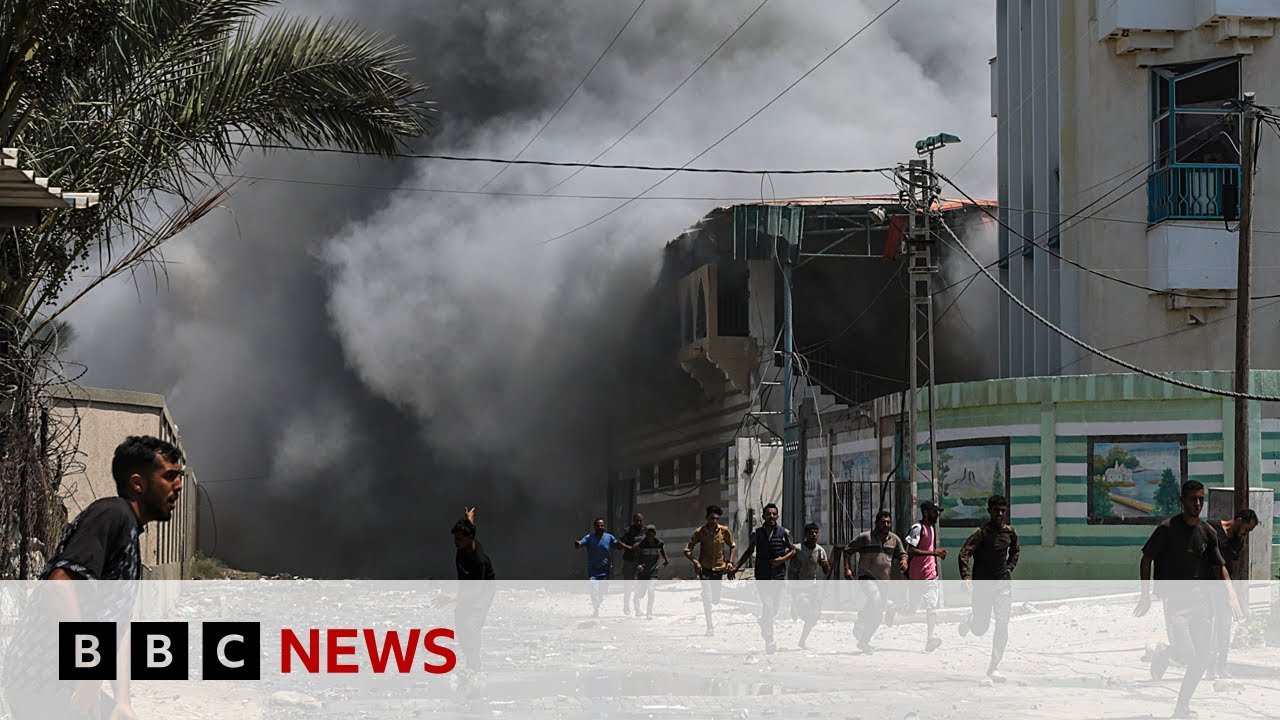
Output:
[997,0,1280,376]
[802,371,1280,580]
[47,387,198,580]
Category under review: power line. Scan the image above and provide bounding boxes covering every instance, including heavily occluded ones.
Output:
[538,0,904,245]
[234,144,895,175]
[968,201,1280,236]
[223,172,807,202]
[544,0,772,193]
[933,113,1244,298]
[798,263,904,353]
[1055,297,1280,374]
[939,217,1280,402]
[940,171,1280,302]
[477,0,650,191]
[200,473,269,485]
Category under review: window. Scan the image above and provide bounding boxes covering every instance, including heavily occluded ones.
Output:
[694,283,707,339]
[1149,59,1241,223]
[700,448,724,483]
[680,293,692,345]
[638,466,654,493]
[678,453,697,486]
[1151,59,1239,167]
[657,459,675,488]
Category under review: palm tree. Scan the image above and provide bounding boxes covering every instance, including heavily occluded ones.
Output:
[0,0,431,347]
[0,0,432,576]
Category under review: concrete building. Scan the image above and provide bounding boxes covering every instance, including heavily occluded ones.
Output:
[611,198,994,572]
[47,387,199,580]
[982,0,1280,577]
[993,0,1280,377]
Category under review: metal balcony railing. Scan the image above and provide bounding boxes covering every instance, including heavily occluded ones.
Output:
[1147,164,1240,224]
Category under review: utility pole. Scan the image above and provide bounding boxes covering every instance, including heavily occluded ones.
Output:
[782,256,801,537]
[1232,98,1258,578]
[903,133,957,525]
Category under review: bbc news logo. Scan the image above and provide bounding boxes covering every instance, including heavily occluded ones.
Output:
[58,623,456,680]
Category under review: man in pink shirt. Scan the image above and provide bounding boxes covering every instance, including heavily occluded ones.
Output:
[903,500,947,652]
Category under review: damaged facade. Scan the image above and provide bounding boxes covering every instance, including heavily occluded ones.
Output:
[609,197,995,570]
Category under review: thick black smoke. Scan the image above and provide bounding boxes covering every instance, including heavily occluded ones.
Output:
[62,0,998,578]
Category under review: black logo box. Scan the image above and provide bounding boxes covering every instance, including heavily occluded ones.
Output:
[58,622,261,681]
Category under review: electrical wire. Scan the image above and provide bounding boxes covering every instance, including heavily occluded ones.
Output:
[936,113,1234,296]
[536,0,904,246]
[232,145,896,176]
[477,0,650,191]
[797,263,905,353]
[196,483,219,555]
[939,168,1280,302]
[938,217,1280,402]
[544,0,772,193]
[222,172,785,202]
[1055,297,1280,374]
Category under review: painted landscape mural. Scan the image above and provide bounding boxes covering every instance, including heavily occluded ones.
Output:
[1087,435,1186,523]
[935,439,1010,526]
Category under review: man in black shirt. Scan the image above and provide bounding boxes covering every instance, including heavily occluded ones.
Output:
[616,512,647,616]
[632,524,669,619]
[1,435,185,720]
[1135,480,1243,719]
[1206,508,1258,678]
[451,506,495,675]
[957,494,1019,685]
[734,503,796,655]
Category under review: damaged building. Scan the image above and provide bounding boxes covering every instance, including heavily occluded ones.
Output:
[609,196,996,568]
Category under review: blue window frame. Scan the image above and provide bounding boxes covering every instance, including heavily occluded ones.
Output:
[1148,58,1241,223]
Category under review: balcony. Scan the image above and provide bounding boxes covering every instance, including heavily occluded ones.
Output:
[1147,164,1240,224]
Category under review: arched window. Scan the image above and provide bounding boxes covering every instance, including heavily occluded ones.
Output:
[695,282,708,339]
[681,292,693,344]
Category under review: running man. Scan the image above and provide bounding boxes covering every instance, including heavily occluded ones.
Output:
[1136,480,1243,718]
[1206,508,1259,678]
[633,524,669,618]
[616,512,648,615]
[574,518,619,616]
[684,504,736,636]
[736,503,796,654]
[957,495,1019,685]
[791,522,831,649]
[904,500,947,652]
[1,436,185,720]
[451,506,496,676]
[843,509,907,654]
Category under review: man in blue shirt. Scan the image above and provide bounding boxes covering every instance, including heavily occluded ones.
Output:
[574,517,619,616]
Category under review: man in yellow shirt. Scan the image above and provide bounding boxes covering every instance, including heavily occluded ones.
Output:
[684,504,736,636]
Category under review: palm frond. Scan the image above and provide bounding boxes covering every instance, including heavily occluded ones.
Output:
[0,0,434,348]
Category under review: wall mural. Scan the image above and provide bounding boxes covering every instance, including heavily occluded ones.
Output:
[1087,434,1187,524]
[936,438,1011,527]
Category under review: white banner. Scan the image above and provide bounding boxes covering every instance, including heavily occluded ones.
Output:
[0,580,1277,719]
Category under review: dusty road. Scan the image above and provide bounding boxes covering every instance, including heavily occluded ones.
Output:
[100,580,1280,720]
[5,576,1274,717]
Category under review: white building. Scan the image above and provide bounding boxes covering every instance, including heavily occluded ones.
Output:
[993,0,1280,377]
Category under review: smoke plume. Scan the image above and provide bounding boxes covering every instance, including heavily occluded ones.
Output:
[62,0,998,577]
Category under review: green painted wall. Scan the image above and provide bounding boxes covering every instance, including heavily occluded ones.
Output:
[899,371,1280,580]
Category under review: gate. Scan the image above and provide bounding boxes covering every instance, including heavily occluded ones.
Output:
[830,478,897,549]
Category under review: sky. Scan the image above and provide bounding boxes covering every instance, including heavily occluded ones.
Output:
[60,0,1000,578]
